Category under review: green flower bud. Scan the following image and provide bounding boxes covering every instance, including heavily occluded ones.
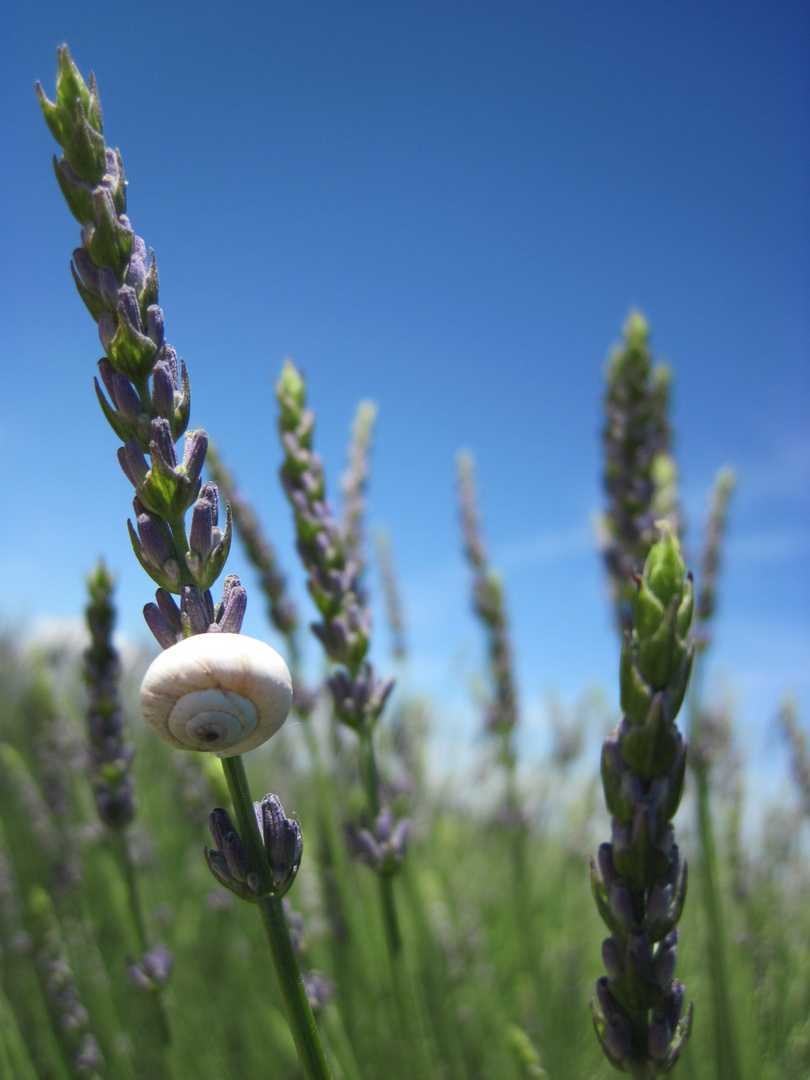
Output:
[276,360,309,438]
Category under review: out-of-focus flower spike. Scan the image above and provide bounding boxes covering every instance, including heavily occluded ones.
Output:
[591,524,694,1074]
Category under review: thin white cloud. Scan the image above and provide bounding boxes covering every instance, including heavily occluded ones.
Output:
[497,524,592,570]
[728,528,810,565]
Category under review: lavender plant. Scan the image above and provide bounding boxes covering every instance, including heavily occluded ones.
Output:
[374,528,408,662]
[688,467,741,1080]
[456,451,529,885]
[275,361,432,1074]
[205,443,301,653]
[83,562,173,1051]
[83,563,136,830]
[600,313,681,633]
[29,887,106,1080]
[38,46,332,1080]
[591,524,694,1075]
[340,401,377,597]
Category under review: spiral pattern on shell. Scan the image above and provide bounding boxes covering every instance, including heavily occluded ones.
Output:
[140,633,293,756]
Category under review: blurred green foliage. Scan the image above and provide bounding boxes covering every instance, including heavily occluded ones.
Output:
[0,632,808,1079]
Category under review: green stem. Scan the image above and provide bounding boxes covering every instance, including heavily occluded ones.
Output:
[689,657,741,1080]
[110,829,173,1052]
[356,727,435,1080]
[220,754,334,1080]
[0,980,38,1080]
[321,1003,365,1080]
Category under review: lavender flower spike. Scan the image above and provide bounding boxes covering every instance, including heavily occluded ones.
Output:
[276,360,393,733]
[83,562,136,828]
[206,442,300,641]
[374,528,407,661]
[38,46,237,647]
[457,451,518,737]
[591,523,694,1074]
[340,400,377,595]
[599,313,681,634]
[694,467,736,643]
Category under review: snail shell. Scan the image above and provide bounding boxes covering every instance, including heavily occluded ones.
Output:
[140,633,292,757]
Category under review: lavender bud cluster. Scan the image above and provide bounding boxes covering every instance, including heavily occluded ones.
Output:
[127,943,173,994]
[694,467,736,639]
[206,443,300,639]
[457,452,518,736]
[275,361,393,732]
[346,807,410,877]
[591,525,694,1074]
[600,313,681,633]
[374,529,408,661]
[283,900,337,1016]
[29,887,105,1079]
[340,401,377,596]
[205,795,303,902]
[38,47,243,647]
[83,562,135,829]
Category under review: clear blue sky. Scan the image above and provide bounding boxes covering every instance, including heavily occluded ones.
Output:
[2,3,808,813]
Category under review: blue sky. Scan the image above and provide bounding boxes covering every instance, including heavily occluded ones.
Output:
[2,3,808,816]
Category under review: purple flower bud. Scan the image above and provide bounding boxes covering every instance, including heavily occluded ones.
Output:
[653,928,678,988]
[141,943,172,987]
[117,285,143,335]
[182,429,208,482]
[152,361,176,420]
[647,1012,672,1062]
[595,976,621,1019]
[602,936,623,980]
[97,357,117,398]
[97,266,120,309]
[180,586,212,634]
[598,843,618,885]
[215,576,247,634]
[98,312,116,353]
[164,344,179,384]
[150,417,178,469]
[647,882,673,926]
[660,976,685,1031]
[375,807,394,843]
[189,488,216,561]
[604,1014,632,1065]
[110,371,143,421]
[125,235,148,292]
[608,881,635,927]
[626,930,653,980]
[156,589,183,634]
[135,500,173,566]
[346,825,383,866]
[118,441,148,489]
[146,305,164,349]
[72,247,99,293]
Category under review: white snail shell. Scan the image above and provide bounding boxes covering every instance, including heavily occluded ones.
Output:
[140,634,292,757]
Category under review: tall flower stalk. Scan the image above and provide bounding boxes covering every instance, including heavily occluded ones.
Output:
[374,528,408,663]
[600,313,681,633]
[83,562,173,1053]
[340,400,377,598]
[38,46,332,1080]
[275,361,433,1077]
[591,525,694,1075]
[688,467,741,1080]
[205,442,302,666]
[456,453,529,914]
